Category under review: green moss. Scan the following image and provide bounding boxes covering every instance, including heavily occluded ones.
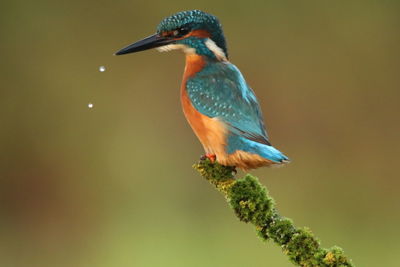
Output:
[284,228,320,266]
[228,174,274,225]
[264,216,296,244]
[322,246,353,267]
[193,159,235,183]
[193,159,354,267]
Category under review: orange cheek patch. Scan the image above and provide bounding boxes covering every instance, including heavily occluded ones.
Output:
[161,31,171,37]
[187,30,211,38]
[173,29,211,40]
[161,29,211,39]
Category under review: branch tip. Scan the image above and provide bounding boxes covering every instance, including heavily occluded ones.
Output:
[193,159,354,267]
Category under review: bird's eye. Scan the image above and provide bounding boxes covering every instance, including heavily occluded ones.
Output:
[172,27,190,37]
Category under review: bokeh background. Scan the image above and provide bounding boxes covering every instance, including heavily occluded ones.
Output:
[1,0,399,266]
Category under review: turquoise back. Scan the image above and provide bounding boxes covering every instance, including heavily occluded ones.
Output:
[186,59,270,145]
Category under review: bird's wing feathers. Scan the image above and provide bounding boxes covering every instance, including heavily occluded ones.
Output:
[186,62,271,145]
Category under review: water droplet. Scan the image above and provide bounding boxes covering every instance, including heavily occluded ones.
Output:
[88,103,94,109]
[99,66,106,72]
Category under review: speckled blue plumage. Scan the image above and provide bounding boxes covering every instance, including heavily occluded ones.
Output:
[186,60,289,163]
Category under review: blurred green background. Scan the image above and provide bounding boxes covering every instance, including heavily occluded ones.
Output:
[1,0,399,266]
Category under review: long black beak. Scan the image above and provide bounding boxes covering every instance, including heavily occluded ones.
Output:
[115,34,174,55]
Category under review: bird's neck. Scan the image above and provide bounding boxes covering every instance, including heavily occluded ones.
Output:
[176,37,227,62]
[183,54,207,79]
[180,54,207,107]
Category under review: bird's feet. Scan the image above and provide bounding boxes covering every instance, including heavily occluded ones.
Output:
[200,153,216,163]
[232,166,237,175]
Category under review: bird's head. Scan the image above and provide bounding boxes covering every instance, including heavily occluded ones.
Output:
[115,10,228,61]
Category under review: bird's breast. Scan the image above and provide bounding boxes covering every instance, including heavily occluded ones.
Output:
[180,54,227,154]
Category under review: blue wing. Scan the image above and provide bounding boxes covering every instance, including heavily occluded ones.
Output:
[186,61,289,163]
[186,61,270,145]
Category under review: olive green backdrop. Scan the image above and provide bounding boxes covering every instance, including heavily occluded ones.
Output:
[1,0,399,266]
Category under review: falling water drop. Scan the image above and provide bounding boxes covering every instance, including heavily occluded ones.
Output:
[99,66,106,72]
[88,103,94,109]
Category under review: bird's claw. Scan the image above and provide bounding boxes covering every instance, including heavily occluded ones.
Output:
[232,167,237,175]
[200,153,216,163]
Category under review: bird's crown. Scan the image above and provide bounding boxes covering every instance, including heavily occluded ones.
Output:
[156,10,228,59]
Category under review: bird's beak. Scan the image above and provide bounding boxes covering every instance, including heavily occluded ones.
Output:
[115,33,174,55]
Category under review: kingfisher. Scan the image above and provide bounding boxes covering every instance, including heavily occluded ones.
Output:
[115,10,289,170]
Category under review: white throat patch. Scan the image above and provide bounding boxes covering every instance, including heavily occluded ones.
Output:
[156,44,195,54]
[205,39,227,61]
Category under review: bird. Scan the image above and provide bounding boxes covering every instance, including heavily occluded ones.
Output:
[115,10,289,170]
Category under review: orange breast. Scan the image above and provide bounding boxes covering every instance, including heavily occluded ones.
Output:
[180,55,227,155]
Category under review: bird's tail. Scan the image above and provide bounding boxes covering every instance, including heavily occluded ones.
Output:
[254,141,290,164]
[229,135,290,164]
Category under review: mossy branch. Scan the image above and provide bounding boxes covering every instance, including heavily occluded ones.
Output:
[193,159,354,267]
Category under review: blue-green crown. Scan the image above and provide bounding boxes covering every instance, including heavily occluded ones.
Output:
[156,10,228,58]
